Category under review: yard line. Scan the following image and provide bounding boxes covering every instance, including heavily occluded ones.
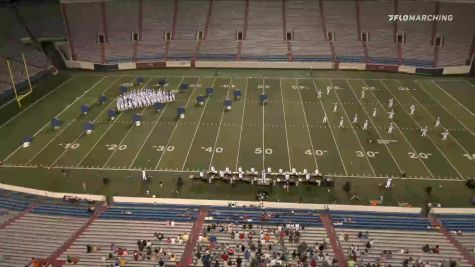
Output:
[431,80,475,117]
[2,76,108,162]
[370,80,435,178]
[415,80,475,137]
[181,77,218,169]
[0,75,75,129]
[309,79,347,175]
[128,77,183,169]
[25,119,76,165]
[154,77,199,170]
[347,80,403,174]
[101,78,155,169]
[235,78,249,170]
[463,80,475,88]
[295,79,319,171]
[261,78,265,170]
[381,80,464,180]
[328,79,376,176]
[208,78,232,170]
[279,78,292,170]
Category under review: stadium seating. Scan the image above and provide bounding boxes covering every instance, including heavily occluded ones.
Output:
[435,213,475,259]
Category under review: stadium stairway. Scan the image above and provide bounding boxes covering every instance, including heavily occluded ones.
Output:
[428,214,475,266]
[46,205,110,265]
[320,212,347,267]
[180,207,208,267]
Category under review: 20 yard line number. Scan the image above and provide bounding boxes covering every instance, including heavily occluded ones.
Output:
[408,152,432,159]
[106,144,127,151]
[463,153,475,161]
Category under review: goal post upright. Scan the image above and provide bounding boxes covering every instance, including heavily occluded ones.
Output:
[22,52,33,94]
[6,59,22,108]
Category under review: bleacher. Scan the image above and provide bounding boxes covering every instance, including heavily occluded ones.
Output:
[435,213,475,260]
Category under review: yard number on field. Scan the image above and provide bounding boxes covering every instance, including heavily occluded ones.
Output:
[463,153,475,161]
[408,152,432,159]
[105,144,127,151]
[356,150,379,158]
[305,149,328,156]
[59,143,80,150]
[201,147,223,153]
[398,86,415,91]
[153,145,175,152]
[255,148,273,155]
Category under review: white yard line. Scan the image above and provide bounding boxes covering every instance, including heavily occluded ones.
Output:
[154,77,199,170]
[128,78,183,169]
[373,80,435,179]
[381,80,465,180]
[309,79,347,176]
[279,78,292,170]
[208,78,232,170]
[181,77,217,170]
[328,79,377,177]
[261,78,265,170]
[431,80,475,117]
[0,75,75,129]
[0,164,462,181]
[234,78,249,170]
[347,80,403,174]
[51,77,128,167]
[3,76,108,162]
[295,79,319,171]
[101,78,155,169]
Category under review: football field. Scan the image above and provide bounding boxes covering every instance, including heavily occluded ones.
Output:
[1,72,475,183]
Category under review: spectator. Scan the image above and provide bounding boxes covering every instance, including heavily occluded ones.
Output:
[422,244,431,253]
[432,245,440,253]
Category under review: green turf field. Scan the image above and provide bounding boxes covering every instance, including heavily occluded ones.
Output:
[0,69,474,207]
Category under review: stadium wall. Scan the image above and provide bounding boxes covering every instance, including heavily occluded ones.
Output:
[0,183,105,201]
[195,61,334,69]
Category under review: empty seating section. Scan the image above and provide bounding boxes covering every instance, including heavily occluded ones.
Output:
[65,2,103,63]
[16,4,65,38]
[324,1,364,62]
[286,0,332,61]
[398,1,435,67]
[106,0,138,62]
[59,219,193,266]
[139,0,174,61]
[167,40,197,60]
[100,202,199,222]
[330,211,431,231]
[360,1,398,64]
[198,0,244,59]
[436,214,475,258]
[241,0,286,60]
[437,3,475,66]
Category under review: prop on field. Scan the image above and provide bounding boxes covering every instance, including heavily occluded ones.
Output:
[120,85,128,94]
[259,94,268,105]
[154,102,164,111]
[206,87,214,97]
[194,166,326,187]
[177,106,186,119]
[117,89,175,111]
[98,95,107,105]
[136,77,145,85]
[22,136,33,148]
[108,109,117,120]
[133,114,142,126]
[158,79,166,86]
[196,95,205,106]
[84,122,94,135]
[234,89,241,100]
[51,118,61,130]
[224,99,232,111]
[180,83,189,90]
[80,105,90,115]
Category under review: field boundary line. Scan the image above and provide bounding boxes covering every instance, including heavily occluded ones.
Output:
[262,78,265,170]
[347,80,403,174]
[154,77,200,170]
[3,76,108,162]
[128,77,183,169]
[101,78,154,169]
[431,80,475,117]
[235,77,249,170]
[208,78,232,170]
[50,76,126,167]
[279,78,292,170]
[0,75,76,129]
[329,79,376,176]
[181,77,217,170]
[295,79,319,171]
[382,80,464,180]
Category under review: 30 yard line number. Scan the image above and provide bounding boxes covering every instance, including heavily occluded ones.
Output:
[153,145,175,152]
[356,150,379,158]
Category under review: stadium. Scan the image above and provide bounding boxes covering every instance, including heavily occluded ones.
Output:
[0,0,474,266]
